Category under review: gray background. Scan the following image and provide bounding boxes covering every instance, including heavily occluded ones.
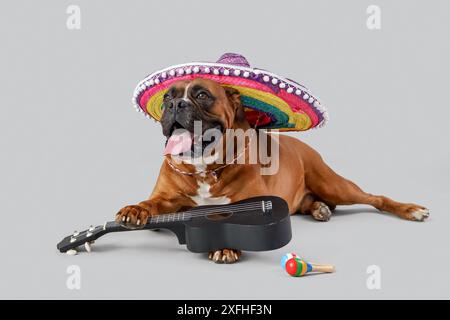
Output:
[0,0,449,299]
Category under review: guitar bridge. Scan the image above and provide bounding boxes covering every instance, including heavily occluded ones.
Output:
[262,201,273,213]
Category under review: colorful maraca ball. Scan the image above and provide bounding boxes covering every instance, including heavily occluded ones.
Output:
[280,253,298,270]
[285,258,312,277]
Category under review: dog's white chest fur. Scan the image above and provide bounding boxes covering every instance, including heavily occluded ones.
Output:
[177,157,230,206]
[190,180,230,206]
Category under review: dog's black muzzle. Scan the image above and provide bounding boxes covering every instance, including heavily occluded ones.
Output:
[161,99,198,137]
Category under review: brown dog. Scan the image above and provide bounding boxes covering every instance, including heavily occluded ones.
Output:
[116,78,429,263]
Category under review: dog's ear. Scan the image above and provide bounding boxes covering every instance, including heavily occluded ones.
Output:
[224,86,246,123]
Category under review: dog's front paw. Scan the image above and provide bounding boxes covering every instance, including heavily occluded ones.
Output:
[115,205,150,229]
[208,249,242,264]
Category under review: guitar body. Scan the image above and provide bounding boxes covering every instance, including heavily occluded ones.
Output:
[184,196,291,252]
[57,196,292,254]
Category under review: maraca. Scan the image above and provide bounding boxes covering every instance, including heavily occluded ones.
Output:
[285,257,335,277]
[280,252,322,270]
[280,252,298,269]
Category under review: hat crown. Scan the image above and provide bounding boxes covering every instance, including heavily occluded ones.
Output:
[216,53,250,68]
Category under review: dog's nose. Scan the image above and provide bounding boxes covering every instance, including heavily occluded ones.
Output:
[176,99,189,111]
[168,99,189,112]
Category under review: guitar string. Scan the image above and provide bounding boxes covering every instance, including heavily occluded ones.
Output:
[148,202,266,223]
[152,200,266,218]
[70,201,268,241]
[130,203,263,224]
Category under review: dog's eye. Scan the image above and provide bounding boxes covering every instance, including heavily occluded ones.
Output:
[196,92,208,100]
[163,93,171,101]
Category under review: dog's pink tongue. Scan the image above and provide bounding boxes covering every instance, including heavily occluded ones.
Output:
[163,130,193,156]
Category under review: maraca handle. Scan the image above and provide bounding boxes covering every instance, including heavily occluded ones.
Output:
[310,264,335,273]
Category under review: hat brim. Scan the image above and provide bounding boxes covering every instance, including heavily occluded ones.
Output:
[132,62,328,131]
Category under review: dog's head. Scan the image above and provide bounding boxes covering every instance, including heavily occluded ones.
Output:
[160,78,247,157]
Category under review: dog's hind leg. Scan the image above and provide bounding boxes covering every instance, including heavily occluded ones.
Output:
[306,162,429,221]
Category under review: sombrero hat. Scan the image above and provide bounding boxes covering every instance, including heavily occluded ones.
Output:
[132,53,328,131]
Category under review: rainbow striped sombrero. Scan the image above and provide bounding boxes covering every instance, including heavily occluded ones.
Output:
[132,53,328,131]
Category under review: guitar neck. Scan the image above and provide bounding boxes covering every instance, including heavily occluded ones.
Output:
[103,214,187,232]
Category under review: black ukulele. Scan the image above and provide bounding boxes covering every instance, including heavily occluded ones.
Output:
[57,196,291,254]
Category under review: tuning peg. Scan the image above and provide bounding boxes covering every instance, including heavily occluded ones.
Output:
[84,241,93,253]
[66,249,78,256]
[86,226,94,237]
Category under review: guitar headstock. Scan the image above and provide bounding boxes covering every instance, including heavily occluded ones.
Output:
[57,223,106,253]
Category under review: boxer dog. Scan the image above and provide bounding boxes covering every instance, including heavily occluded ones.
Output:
[115,78,429,263]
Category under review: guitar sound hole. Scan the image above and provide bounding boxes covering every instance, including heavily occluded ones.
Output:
[206,212,233,221]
